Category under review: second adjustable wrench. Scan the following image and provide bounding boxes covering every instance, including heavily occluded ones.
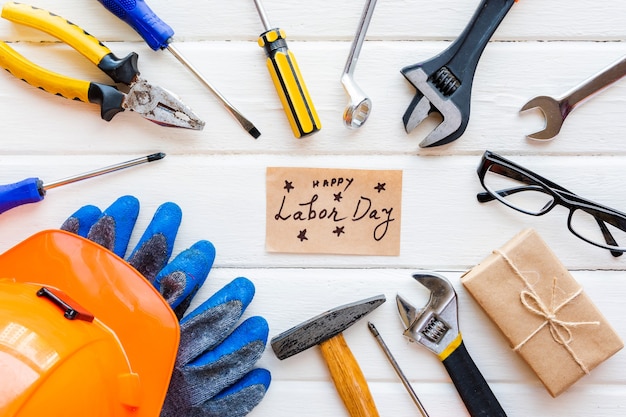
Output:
[401,0,517,147]
[397,272,507,417]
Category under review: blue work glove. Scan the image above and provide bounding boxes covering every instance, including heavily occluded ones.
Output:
[61,195,271,417]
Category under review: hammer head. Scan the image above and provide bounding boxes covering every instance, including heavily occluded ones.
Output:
[271,294,386,360]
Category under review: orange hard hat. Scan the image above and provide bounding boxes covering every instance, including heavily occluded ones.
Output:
[0,230,179,416]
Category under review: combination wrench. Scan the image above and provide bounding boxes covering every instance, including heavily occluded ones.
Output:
[341,0,377,129]
[521,55,626,140]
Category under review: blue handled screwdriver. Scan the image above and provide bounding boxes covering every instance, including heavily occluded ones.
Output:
[96,0,260,139]
[0,153,165,215]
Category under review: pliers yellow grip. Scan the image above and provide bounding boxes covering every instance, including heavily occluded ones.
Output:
[0,2,204,130]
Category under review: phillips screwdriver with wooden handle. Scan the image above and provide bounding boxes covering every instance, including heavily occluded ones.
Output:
[252,0,321,138]
[96,0,260,138]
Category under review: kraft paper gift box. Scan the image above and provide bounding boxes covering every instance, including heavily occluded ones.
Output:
[460,228,623,397]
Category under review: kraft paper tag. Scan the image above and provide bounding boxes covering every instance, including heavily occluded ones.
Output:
[266,167,402,255]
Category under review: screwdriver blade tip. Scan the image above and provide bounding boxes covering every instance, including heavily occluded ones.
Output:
[147,152,166,162]
[249,127,261,139]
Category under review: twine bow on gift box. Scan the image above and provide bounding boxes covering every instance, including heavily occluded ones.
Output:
[495,250,600,374]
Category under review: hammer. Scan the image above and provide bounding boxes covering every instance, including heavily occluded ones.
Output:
[271,294,386,417]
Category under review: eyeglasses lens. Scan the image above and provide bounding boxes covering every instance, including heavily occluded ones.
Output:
[483,164,555,215]
[570,208,626,251]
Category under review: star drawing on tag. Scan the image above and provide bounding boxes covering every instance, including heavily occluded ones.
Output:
[374,182,386,193]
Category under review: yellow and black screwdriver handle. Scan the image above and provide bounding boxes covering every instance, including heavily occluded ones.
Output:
[0,2,140,121]
[258,27,321,138]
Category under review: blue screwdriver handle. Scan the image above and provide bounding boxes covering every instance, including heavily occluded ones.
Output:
[0,178,45,215]
[97,0,174,50]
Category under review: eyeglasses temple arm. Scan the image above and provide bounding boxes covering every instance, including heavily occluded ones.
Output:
[476,185,546,203]
[594,218,623,257]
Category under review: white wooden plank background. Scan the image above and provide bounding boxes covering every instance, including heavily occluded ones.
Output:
[1,0,626,415]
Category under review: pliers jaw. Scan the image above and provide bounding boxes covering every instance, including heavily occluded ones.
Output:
[124,80,205,130]
[397,272,460,356]
[0,2,204,130]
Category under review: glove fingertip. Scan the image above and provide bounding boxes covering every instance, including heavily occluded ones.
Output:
[249,368,272,391]
[174,368,271,417]
[238,315,270,345]
[175,240,216,280]
[101,195,140,256]
[154,240,216,314]
[208,316,269,362]
[60,205,102,237]
[214,368,271,400]
[152,202,183,234]
[130,201,182,261]
[228,277,256,307]
[182,315,269,369]
[181,277,257,325]
[189,240,216,262]
[106,195,140,218]
[155,203,183,257]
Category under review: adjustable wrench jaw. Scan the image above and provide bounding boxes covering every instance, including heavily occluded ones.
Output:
[401,0,517,147]
[401,65,468,148]
[397,272,460,356]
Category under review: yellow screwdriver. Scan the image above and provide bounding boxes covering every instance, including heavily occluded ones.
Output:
[253,0,321,138]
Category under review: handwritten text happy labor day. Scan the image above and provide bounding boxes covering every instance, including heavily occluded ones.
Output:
[266,168,402,256]
[273,177,395,241]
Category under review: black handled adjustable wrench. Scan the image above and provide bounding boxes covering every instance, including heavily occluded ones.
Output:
[401,0,517,147]
[397,272,507,417]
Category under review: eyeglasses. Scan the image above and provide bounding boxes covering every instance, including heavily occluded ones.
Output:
[477,150,626,257]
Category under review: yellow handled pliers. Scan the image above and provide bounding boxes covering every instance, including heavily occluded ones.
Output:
[0,2,204,130]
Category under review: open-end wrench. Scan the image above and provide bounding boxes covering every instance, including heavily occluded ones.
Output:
[401,0,517,147]
[342,0,377,129]
[397,272,507,417]
[521,55,626,140]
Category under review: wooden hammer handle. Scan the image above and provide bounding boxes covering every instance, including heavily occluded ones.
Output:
[319,333,380,417]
